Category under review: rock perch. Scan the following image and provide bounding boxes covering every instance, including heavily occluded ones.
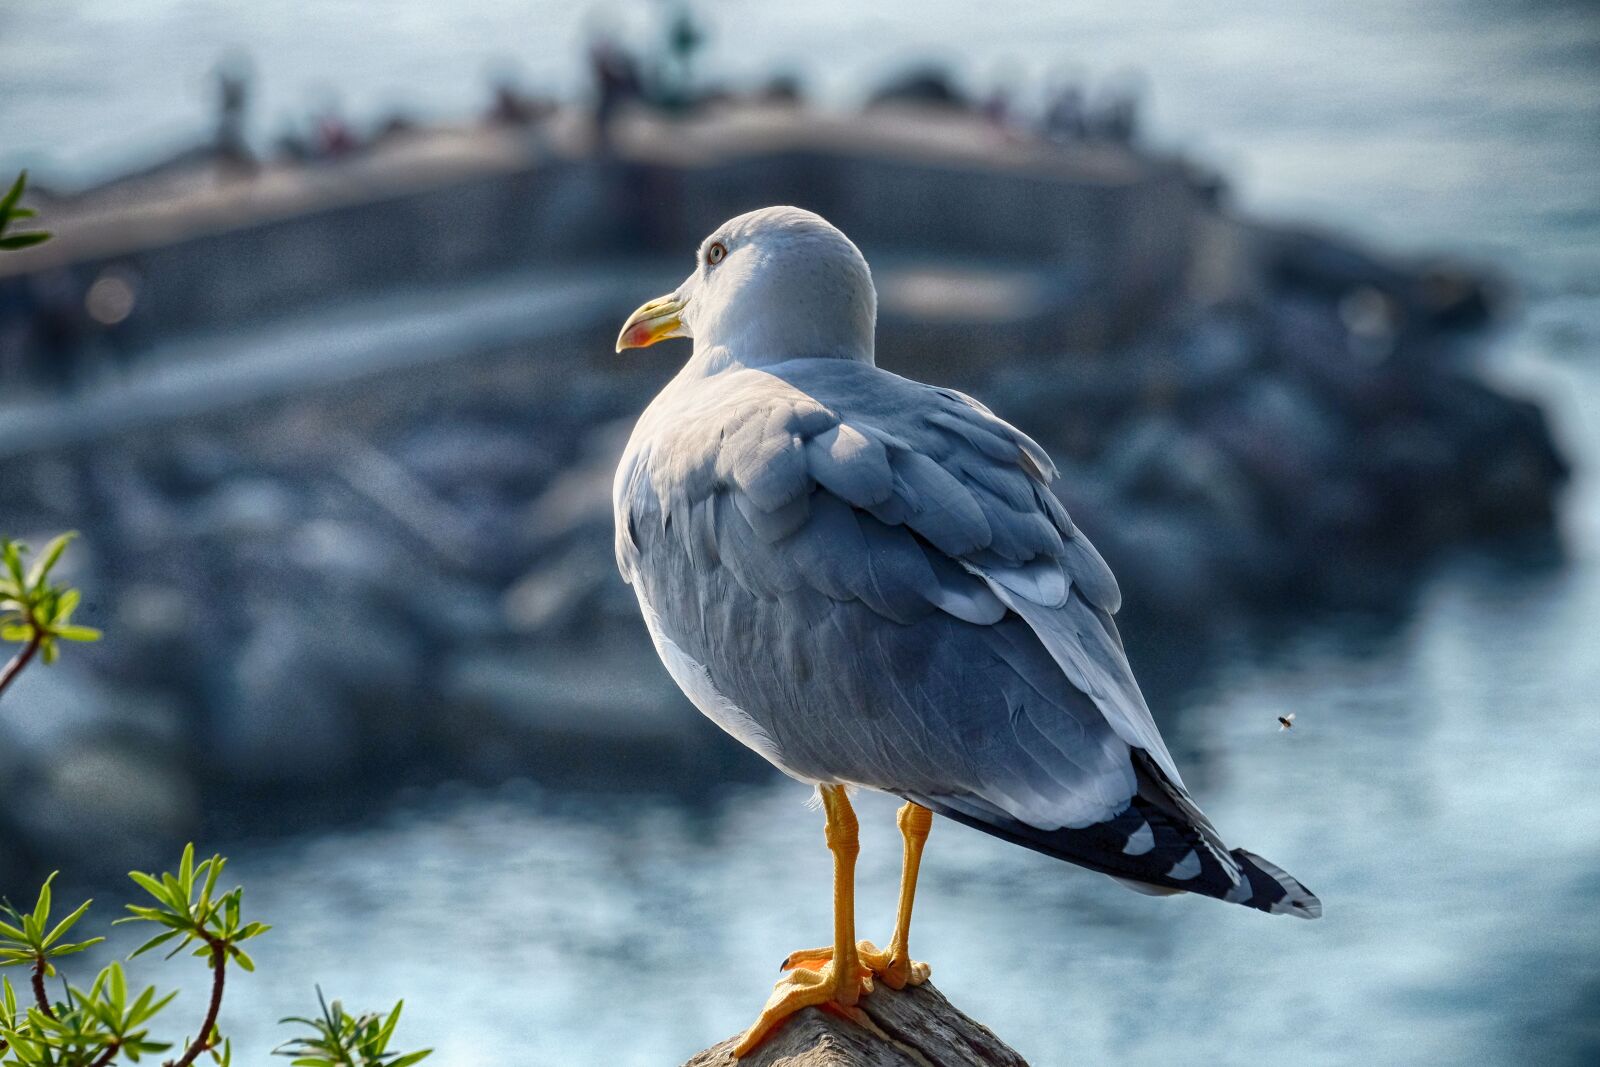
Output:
[683,982,1030,1067]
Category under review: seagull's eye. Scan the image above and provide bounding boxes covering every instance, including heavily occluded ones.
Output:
[706,241,727,266]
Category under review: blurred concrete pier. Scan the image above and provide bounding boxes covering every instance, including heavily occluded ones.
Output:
[0,105,1209,383]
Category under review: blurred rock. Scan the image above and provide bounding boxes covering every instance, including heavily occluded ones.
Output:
[193,477,301,541]
[13,742,200,874]
[215,614,370,785]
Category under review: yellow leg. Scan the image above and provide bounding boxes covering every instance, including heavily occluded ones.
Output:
[733,785,874,1057]
[783,801,933,991]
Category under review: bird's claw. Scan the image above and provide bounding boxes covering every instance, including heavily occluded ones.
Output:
[781,939,929,991]
[733,958,878,1057]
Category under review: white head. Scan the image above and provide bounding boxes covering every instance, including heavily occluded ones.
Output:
[615,206,876,369]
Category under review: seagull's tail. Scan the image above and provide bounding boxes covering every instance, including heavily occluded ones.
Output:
[1226,849,1322,919]
[909,784,1322,920]
[1113,847,1320,918]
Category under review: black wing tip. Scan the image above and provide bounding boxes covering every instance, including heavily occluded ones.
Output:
[1232,849,1323,919]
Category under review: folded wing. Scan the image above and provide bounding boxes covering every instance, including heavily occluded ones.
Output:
[617,358,1257,895]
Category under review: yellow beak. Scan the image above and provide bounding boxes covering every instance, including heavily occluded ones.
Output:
[615,293,689,353]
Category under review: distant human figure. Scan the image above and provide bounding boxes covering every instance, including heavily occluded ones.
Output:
[371,112,418,148]
[213,55,257,175]
[84,264,143,381]
[981,85,1013,128]
[759,73,804,106]
[28,269,86,394]
[660,4,707,111]
[590,35,643,152]
[274,128,311,163]
[1091,75,1145,145]
[866,65,968,110]
[1043,83,1086,141]
[314,109,357,159]
[1101,90,1140,144]
[488,82,538,126]
[0,279,33,391]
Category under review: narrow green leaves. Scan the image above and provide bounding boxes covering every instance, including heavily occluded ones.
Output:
[0,172,51,252]
[0,872,106,977]
[0,835,428,1065]
[1,533,102,702]
[274,990,431,1067]
[116,846,271,965]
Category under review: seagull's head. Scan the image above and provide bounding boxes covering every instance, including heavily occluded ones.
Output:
[615,206,876,367]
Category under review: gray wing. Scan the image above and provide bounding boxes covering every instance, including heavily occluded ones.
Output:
[617,358,1253,892]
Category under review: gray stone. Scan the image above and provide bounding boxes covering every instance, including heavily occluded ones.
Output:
[11,743,200,873]
[685,981,1029,1067]
[194,477,301,540]
[215,615,363,784]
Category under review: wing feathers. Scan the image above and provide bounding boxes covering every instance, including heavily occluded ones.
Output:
[620,359,1218,869]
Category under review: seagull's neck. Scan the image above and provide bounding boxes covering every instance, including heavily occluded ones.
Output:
[680,335,874,380]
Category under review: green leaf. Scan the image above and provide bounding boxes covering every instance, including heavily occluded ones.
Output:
[25,534,73,591]
[51,588,80,624]
[374,1000,402,1051]
[32,874,54,932]
[53,625,101,642]
[127,930,180,960]
[44,937,103,957]
[178,844,195,900]
[40,899,91,949]
[0,232,50,251]
[115,906,190,932]
[199,857,222,910]
[126,871,179,911]
[0,172,25,217]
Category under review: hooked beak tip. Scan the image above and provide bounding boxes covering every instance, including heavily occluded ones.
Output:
[616,293,689,353]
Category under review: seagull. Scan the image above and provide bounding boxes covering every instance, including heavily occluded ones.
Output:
[613,206,1320,1055]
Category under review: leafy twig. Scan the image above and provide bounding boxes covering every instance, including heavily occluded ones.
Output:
[275,989,431,1067]
[115,844,269,1067]
[0,533,101,703]
[0,871,106,1022]
[0,604,44,700]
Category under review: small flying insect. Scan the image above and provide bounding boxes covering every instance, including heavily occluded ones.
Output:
[1278,713,1296,731]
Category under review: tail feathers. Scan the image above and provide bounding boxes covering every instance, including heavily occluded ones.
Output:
[1225,849,1322,919]
[910,789,1322,920]
[1113,849,1320,918]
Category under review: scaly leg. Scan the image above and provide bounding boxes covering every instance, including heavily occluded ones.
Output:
[733,785,874,1057]
[783,801,933,990]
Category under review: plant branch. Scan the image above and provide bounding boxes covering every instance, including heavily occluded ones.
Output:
[31,955,56,1019]
[167,938,227,1067]
[89,1041,122,1067]
[0,607,43,702]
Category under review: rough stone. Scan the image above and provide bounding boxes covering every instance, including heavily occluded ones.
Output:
[684,981,1029,1067]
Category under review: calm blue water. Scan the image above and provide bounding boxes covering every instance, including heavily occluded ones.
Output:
[8,2,1600,1064]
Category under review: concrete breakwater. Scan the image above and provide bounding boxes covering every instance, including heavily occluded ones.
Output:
[0,105,1568,880]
